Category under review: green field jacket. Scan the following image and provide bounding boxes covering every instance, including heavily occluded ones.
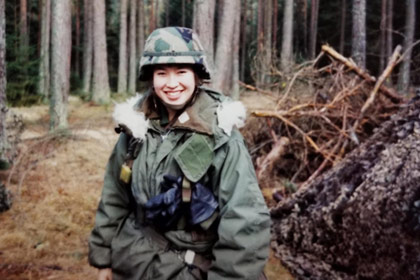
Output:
[88,88,271,280]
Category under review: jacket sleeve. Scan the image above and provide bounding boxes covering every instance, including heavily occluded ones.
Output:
[88,134,132,268]
[208,132,271,280]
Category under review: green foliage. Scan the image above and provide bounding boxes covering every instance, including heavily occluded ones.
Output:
[5,34,41,106]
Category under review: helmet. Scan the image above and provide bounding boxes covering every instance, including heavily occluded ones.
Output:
[138,27,211,81]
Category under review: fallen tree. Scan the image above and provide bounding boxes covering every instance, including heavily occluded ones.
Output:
[271,90,420,279]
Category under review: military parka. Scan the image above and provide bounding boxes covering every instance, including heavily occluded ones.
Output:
[88,88,271,280]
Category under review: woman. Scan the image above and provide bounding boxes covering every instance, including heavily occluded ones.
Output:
[88,27,270,280]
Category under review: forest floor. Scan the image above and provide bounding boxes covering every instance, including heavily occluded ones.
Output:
[0,94,294,279]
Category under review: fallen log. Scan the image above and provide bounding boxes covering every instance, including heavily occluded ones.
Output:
[271,98,420,279]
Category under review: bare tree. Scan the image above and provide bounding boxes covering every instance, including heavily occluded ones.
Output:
[75,0,81,77]
[281,0,294,73]
[92,0,110,104]
[193,0,216,72]
[38,0,51,100]
[118,0,128,93]
[0,0,8,158]
[379,0,387,72]
[262,0,272,84]
[386,0,394,60]
[82,0,93,93]
[137,0,145,60]
[309,0,319,59]
[232,0,241,99]
[50,0,72,130]
[397,0,415,93]
[128,0,137,95]
[352,0,366,68]
[339,0,347,54]
[213,0,239,93]
[20,0,28,51]
[240,0,248,82]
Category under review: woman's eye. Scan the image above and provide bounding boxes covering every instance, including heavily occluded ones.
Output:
[156,71,166,76]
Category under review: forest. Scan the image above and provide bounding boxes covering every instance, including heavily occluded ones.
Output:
[0,0,420,279]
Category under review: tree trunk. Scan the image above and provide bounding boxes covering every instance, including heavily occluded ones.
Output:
[75,0,81,78]
[137,0,145,60]
[262,0,272,84]
[379,0,387,72]
[386,0,393,60]
[193,0,216,73]
[240,0,247,82]
[38,0,51,100]
[128,0,137,95]
[397,0,415,93]
[231,0,241,99]
[339,0,347,54]
[182,0,186,27]
[272,0,278,50]
[0,0,8,161]
[149,0,155,33]
[351,0,366,68]
[92,0,110,104]
[271,99,420,279]
[309,0,319,59]
[118,0,128,93]
[20,0,28,51]
[82,0,93,93]
[50,0,71,130]
[213,0,238,94]
[281,0,294,73]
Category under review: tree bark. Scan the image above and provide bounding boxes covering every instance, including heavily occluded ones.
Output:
[82,0,93,93]
[281,0,294,73]
[20,0,28,51]
[128,0,137,95]
[309,0,319,59]
[213,0,238,94]
[137,0,145,60]
[379,0,387,72]
[75,0,81,78]
[240,0,247,82]
[149,0,155,33]
[0,0,8,160]
[351,0,366,68]
[38,0,51,100]
[118,0,128,93]
[50,0,71,130]
[271,98,420,279]
[339,0,347,54]
[231,0,241,99]
[92,0,110,104]
[262,0,272,84]
[397,0,415,93]
[193,0,216,73]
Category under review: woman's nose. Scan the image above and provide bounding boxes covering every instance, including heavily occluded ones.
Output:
[166,73,178,88]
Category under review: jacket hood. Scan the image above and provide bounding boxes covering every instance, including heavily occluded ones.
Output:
[112,89,246,139]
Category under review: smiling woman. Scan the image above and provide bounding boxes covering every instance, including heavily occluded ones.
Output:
[153,65,196,120]
[88,26,271,280]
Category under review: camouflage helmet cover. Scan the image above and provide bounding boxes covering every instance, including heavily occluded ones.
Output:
[139,27,211,81]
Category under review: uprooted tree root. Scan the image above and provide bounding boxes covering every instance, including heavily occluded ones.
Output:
[243,45,406,200]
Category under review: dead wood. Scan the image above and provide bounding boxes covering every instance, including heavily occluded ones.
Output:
[248,46,406,189]
[271,97,420,279]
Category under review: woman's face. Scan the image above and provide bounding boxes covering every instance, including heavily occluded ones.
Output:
[153,65,196,116]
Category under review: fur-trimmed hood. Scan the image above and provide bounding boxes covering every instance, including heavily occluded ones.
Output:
[112,90,246,139]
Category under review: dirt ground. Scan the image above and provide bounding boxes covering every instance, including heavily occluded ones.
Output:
[0,95,293,279]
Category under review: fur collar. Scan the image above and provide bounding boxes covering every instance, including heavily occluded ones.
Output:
[112,92,246,139]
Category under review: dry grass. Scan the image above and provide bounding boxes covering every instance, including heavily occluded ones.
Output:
[0,95,294,279]
[0,96,117,279]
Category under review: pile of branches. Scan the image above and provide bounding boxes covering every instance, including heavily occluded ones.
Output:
[249,45,406,193]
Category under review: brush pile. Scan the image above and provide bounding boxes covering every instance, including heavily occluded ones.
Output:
[246,45,406,199]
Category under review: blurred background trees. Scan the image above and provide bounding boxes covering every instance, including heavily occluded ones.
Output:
[0,0,420,126]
